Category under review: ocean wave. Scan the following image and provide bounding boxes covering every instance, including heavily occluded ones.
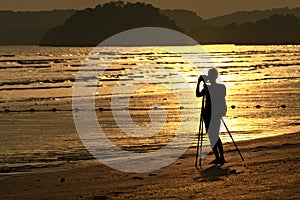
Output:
[0,85,72,91]
[0,65,52,69]
[0,78,76,87]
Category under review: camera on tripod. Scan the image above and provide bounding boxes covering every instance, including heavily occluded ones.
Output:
[198,75,208,83]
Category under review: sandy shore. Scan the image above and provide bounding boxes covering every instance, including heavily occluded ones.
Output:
[0,132,299,200]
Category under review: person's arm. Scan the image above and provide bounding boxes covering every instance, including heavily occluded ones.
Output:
[196,76,207,97]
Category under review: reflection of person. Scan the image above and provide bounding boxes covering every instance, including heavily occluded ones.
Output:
[196,68,227,164]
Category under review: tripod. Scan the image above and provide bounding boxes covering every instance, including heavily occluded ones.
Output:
[195,89,244,168]
[195,94,205,168]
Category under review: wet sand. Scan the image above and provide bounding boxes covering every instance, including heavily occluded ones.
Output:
[0,132,299,199]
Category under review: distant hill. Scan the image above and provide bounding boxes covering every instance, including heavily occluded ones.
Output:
[222,14,300,44]
[1,3,300,46]
[0,10,74,45]
[40,1,183,46]
[160,8,300,45]
[206,7,300,27]
[161,8,298,44]
[160,9,221,43]
[161,9,204,31]
[40,4,300,46]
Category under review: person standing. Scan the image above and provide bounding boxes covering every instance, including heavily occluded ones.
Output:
[196,68,227,164]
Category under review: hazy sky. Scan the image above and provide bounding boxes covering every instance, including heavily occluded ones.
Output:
[2,0,300,19]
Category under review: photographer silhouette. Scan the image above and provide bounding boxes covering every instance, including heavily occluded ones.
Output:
[196,68,227,164]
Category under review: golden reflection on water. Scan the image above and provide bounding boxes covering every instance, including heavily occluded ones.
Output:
[1,45,299,171]
[97,84,182,152]
[95,45,300,144]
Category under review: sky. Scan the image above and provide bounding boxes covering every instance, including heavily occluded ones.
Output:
[1,0,300,19]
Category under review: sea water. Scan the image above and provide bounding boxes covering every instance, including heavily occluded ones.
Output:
[0,45,299,173]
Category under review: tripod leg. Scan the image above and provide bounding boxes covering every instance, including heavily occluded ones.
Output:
[195,113,202,167]
[196,95,206,168]
[221,118,244,161]
[199,116,204,168]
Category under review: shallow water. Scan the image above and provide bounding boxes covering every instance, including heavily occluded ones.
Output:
[0,45,299,173]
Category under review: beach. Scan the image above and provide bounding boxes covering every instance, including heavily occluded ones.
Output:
[0,132,299,199]
[0,44,299,199]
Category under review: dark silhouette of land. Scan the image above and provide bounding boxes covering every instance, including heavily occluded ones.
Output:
[222,14,300,45]
[162,9,223,44]
[38,2,300,46]
[0,1,300,46]
[39,2,183,46]
[206,7,300,27]
[0,10,74,45]
[161,9,205,32]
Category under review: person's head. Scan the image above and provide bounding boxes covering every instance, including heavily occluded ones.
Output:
[207,68,218,83]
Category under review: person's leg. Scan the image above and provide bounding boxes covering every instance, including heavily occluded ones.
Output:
[208,117,223,164]
[208,144,220,164]
[207,117,221,164]
[212,143,220,159]
[217,138,225,163]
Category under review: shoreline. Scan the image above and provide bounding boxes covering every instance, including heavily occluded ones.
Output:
[1,131,299,199]
[0,107,298,177]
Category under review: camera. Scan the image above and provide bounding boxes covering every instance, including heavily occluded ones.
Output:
[198,75,207,82]
[201,75,207,80]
